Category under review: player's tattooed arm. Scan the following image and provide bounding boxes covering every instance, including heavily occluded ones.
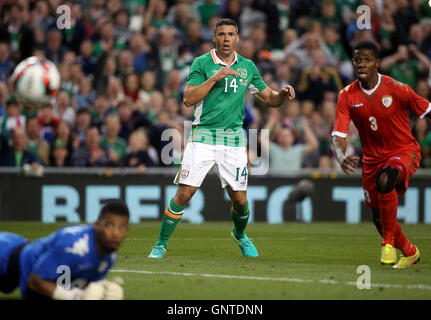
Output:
[332,136,360,175]
[253,85,295,108]
[183,67,237,107]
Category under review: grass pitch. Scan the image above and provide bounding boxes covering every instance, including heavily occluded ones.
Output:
[1,222,430,300]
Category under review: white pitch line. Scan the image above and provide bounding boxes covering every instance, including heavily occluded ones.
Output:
[111,269,431,291]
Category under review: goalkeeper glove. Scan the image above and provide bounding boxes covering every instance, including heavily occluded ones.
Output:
[52,280,109,300]
[101,277,124,300]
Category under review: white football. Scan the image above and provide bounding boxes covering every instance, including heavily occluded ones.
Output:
[11,56,61,106]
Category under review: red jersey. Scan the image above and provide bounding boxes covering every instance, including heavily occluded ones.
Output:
[332,74,431,164]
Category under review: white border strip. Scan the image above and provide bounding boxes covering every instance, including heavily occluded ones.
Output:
[420,103,431,119]
[331,131,348,138]
[112,269,431,291]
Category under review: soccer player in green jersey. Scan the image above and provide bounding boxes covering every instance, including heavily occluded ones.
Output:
[148,18,295,258]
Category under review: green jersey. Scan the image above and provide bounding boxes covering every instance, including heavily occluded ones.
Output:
[186,49,267,147]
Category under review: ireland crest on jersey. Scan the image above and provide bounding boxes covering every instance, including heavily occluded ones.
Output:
[237,68,247,79]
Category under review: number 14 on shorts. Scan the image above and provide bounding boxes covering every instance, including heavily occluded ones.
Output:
[235,167,248,181]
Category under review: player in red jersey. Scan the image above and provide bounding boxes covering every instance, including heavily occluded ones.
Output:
[332,41,431,268]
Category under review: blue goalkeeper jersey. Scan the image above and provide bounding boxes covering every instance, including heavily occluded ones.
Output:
[19,225,118,298]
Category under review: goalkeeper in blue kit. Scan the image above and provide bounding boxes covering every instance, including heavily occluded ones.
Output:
[0,201,129,300]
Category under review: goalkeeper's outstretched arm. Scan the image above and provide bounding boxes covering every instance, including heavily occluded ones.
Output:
[27,273,124,300]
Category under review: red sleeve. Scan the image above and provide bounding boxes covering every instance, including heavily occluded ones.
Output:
[403,84,431,119]
[331,90,351,138]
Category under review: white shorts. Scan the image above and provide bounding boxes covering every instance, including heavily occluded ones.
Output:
[174,142,248,191]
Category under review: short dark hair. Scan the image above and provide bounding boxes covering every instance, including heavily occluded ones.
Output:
[214,18,238,34]
[99,200,130,219]
[6,100,19,108]
[353,40,379,59]
[77,108,91,116]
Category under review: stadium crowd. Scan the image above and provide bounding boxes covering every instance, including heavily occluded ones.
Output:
[0,0,431,172]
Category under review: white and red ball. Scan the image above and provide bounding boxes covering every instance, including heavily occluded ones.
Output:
[11,56,60,106]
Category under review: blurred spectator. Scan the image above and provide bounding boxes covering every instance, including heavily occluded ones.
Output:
[298,49,343,105]
[56,120,75,161]
[117,99,152,141]
[88,0,107,26]
[261,110,318,171]
[117,49,135,80]
[107,77,125,107]
[416,79,431,100]
[113,9,132,50]
[148,91,165,122]
[93,21,116,58]
[38,104,60,145]
[323,26,353,81]
[408,23,431,57]
[138,71,157,105]
[69,63,84,95]
[25,117,50,166]
[100,113,127,166]
[73,108,92,146]
[44,28,66,65]
[283,32,336,69]
[49,138,71,167]
[196,0,221,28]
[123,0,146,16]
[413,118,431,168]
[143,0,169,30]
[93,55,117,92]
[0,2,35,61]
[379,0,398,56]
[168,2,198,36]
[54,91,76,126]
[281,29,298,53]
[61,4,87,54]
[318,154,336,170]
[0,42,14,81]
[393,0,419,45]
[274,61,292,90]
[184,20,205,56]
[219,0,242,27]
[0,100,26,139]
[148,26,180,88]
[121,128,157,171]
[76,76,96,110]
[0,81,8,117]
[0,127,40,168]
[124,72,140,102]
[107,0,124,16]
[91,93,115,129]
[163,69,183,100]
[31,0,55,38]
[301,100,315,120]
[319,0,342,31]
[380,44,431,89]
[76,38,98,76]
[130,33,149,74]
[238,38,257,60]
[250,0,281,49]
[71,125,110,167]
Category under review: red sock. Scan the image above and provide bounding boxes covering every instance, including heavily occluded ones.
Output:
[394,222,416,257]
[378,191,398,247]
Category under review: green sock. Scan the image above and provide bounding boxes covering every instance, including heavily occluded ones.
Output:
[156,198,186,248]
[231,201,250,239]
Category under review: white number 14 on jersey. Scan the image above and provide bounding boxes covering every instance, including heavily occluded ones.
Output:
[224,78,238,93]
